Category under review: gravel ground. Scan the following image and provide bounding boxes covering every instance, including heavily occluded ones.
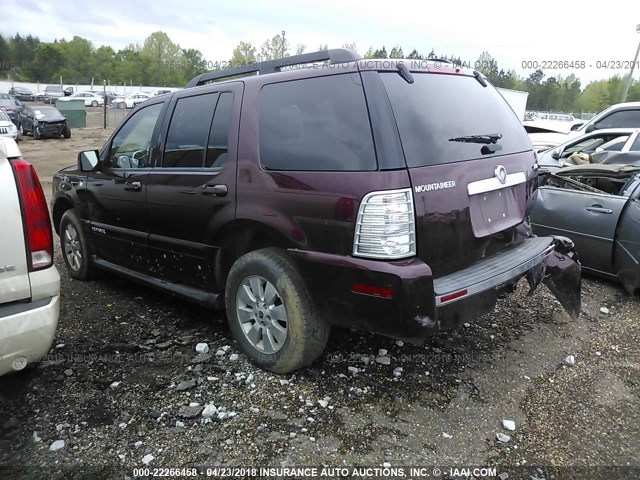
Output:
[0,123,638,480]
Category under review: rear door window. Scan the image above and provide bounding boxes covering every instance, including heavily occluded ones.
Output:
[206,92,234,168]
[380,73,532,167]
[163,93,219,168]
[259,73,377,171]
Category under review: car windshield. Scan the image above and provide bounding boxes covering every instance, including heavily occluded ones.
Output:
[0,110,10,121]
[46,86,63,92]
[33,107,63,120]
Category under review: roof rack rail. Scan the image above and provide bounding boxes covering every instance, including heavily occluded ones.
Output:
[186,48,362,88]
[425,57,453,64]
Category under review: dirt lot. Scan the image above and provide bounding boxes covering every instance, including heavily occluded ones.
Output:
[0,114,639,480]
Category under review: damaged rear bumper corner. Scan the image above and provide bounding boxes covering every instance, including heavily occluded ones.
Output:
[433,235,582,327]
[526,235,582,320]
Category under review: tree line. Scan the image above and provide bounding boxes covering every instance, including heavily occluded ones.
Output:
[1,32,639,113]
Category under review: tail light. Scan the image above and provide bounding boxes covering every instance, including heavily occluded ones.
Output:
[9,158,53,271]
[353,188,416,259]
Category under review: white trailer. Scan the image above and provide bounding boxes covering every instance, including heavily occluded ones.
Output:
[496,87,529,121]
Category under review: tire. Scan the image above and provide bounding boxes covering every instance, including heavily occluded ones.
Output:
[119,102,126,109]
[225,248,330,374]
[63,124,71,139]
[19,123,27,135]
[91,100,98,107]
[33,126,40,139]
[59,210,97,280]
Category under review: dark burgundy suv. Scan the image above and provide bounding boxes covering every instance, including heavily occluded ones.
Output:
[52,49,582,373]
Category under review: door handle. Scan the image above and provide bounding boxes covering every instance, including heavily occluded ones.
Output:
[201,183,228,197]
[586,205,613,214]
[124,181,142,191]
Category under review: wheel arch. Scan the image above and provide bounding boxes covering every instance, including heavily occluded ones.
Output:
[213,219,297,292]
[52,197,74,234]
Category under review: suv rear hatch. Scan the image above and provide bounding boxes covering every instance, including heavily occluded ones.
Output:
[380,70,536,276]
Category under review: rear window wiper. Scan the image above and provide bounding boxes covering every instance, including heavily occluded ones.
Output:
[449,133,502,144]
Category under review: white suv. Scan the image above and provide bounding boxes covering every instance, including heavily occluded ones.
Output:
[0,137,60,376]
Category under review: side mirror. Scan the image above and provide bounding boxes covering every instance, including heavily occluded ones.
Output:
[585,123,596,133]
[551,147,562,159]
[78,150,100,172]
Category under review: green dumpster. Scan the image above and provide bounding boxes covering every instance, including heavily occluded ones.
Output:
[55,99,86,128]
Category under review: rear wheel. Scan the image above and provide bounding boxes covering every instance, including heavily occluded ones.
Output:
[225,248,330,373]
[60,210,97,280]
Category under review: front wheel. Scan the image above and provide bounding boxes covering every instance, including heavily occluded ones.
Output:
[60,210,97,280]
[91,100,98,107]
[63,124,71,138]
[119,102,126,109]
[225,248,330,374]
[33,126,40,139]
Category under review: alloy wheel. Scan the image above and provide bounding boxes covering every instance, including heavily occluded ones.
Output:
[236,275,288,354]
[63,224,83,271]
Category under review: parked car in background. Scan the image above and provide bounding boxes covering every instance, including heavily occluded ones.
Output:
[91,90,117,104]
[531,162,640,295]
[0,137,60,376]
[0,109,19,141]
[149,88,176,97]
[58,91,104,107]
[52,50,582,373]
[528,102,640,152]
[8,86,35,102]
[535,112,575,122]
[44,85,65,104]
[537,128,640,170]
[18,105,71,139]
[0,98,24,126]
[110,92,151,109]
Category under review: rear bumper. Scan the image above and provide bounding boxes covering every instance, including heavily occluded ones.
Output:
[289,236,580,344]
[0,295,60,376]
[433,236,554,307]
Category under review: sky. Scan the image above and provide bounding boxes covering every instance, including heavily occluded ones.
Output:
[2,0,640,87]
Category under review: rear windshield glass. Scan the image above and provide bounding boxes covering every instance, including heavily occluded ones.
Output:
[381,73,531,167]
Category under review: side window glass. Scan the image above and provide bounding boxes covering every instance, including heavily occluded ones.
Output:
[595,110,640,129]
[163,93,219,168]
[259,73,377,171]
[108,103,163,169]
[631,134,640,152]
[205,92,234,168]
